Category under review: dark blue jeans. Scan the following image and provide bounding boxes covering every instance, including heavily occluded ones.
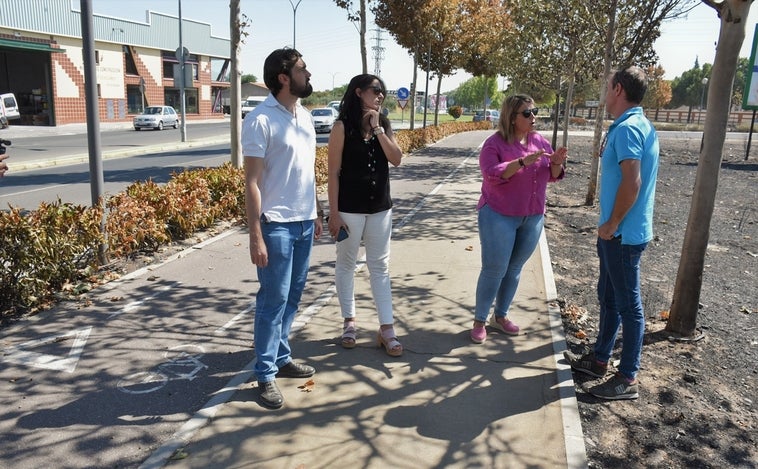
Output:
[254,219,314,383]
[595,236,648,380]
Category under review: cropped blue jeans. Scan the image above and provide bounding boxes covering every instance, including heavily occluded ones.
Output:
[594,236,648,380]
[474,204,544,323]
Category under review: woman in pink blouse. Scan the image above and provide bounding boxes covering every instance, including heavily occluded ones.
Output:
[471,94,568,344]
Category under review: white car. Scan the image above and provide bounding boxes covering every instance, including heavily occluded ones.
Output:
[327,100,341,112]
[311,107,338,133]
[133,106,180,131]
[241,96,265,119]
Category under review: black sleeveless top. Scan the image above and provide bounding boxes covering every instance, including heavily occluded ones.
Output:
[337,129,392,214]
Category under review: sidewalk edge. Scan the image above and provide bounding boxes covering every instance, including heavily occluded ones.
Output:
[539,230,589,469]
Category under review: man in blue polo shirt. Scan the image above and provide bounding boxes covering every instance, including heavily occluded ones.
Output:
[566,66,659,400]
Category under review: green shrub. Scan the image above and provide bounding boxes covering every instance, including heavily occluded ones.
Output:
[1,122,487,318]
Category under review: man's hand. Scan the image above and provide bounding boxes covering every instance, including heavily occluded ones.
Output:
[0,153,8,177]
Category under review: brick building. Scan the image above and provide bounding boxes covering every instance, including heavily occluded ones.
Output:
[0,0,230,126]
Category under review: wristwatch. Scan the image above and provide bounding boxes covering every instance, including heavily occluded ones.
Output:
[373,126,385,136]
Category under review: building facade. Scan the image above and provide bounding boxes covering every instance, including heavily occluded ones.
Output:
[0,0,231,126]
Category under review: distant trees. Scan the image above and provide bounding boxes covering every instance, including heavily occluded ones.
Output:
[642,64,672,111]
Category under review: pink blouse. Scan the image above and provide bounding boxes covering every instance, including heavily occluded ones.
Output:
[477,131,563,216]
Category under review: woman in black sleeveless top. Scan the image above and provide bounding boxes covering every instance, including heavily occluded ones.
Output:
[326,74,403,356]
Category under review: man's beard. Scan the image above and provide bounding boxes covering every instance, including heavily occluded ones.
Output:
[291,81,313,99]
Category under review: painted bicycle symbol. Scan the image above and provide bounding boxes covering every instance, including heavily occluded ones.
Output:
[117,344,208,395]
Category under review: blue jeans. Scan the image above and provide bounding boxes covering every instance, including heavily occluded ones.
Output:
[594,237,648,380]
[474,204,544,323]
[254,219,314,383]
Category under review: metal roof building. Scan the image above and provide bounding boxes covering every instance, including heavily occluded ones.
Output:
[0,0,231,126]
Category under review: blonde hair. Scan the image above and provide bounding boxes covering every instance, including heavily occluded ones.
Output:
[497,94,535,143]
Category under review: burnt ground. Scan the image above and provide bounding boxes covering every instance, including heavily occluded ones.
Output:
[544,133,757,468]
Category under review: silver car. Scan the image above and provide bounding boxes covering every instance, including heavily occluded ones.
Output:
[311,107,338,133]
[133,106,180,131]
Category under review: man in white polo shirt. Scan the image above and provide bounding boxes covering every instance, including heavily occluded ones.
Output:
[242,48,323,409]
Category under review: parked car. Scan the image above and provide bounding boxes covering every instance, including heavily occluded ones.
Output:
[327,100,341,112]
[311,107,338,133]
[1,93,20,128]
[133,106,179,130]
[473,109,500,125]
[241,96,265,119]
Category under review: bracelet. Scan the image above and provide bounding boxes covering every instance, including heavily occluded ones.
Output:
[373,126,385,135]
[518,158,525,167]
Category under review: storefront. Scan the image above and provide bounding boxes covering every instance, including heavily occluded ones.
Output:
[0,0,230,126]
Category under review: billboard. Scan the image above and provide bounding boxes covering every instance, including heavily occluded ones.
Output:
[743,24,758,109]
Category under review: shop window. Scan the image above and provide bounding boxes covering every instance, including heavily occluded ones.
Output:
[126,84,146,114]
[123,46,139,76]
[164,87,198,114]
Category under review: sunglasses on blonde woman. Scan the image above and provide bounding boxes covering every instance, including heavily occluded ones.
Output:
[519,108,539,118]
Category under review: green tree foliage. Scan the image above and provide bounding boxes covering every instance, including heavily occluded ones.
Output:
[670,61,712,109]
[241,74,257,84]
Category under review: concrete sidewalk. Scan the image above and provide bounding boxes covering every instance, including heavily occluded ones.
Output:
[143,132,587,469]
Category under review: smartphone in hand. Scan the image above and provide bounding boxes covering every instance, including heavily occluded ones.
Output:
[337,226,349,241]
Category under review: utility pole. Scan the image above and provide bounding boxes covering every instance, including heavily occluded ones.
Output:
[178,0,187,142]
[80,0,107,263]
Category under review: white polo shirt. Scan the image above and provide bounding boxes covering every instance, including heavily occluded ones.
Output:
[241,93,317,222]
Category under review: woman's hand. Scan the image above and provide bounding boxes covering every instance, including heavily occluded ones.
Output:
[327,213,345,239]
[550,147,568,166]
[362,108,380,129]
[523,150,544,166]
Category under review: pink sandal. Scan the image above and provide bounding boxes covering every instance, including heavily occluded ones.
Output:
[377,327,403,357]
[341,320,357,349]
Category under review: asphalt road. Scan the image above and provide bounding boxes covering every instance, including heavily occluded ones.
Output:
[0,121,331,210]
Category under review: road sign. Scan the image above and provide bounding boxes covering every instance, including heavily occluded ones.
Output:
[396,87,410,100]
[398,99,409,110]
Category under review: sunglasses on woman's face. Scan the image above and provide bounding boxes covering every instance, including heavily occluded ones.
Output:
[519,108,539,118]
[367,85,384,95]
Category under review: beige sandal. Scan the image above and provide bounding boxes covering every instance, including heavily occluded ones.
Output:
[377,327,403,357]
[341,320,357,349]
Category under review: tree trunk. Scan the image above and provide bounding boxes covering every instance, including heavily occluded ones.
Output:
[229,0,242,168]
[409,52,417,131]
[666,0,751,336]
[360,0,367,74]
[434,74,443,127]
[585,0,616,207]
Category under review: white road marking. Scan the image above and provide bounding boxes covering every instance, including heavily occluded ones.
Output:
[2,326,92,373]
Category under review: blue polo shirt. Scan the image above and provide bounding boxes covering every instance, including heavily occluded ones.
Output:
[599,107,659,245]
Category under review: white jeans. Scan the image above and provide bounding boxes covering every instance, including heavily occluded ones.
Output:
[335,209,394,325]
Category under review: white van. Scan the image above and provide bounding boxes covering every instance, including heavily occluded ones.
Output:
[0,93,20,128]
[241,96,265,119]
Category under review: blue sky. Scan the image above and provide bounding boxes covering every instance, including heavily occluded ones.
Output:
[88,0,758,93]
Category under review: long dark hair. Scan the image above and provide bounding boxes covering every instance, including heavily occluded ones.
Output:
[337,74,390,137]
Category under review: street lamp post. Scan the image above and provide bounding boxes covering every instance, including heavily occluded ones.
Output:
[288,0,303,49]
[699,76,709,125]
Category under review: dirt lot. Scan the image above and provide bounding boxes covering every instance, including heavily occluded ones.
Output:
[544,132,757,468]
